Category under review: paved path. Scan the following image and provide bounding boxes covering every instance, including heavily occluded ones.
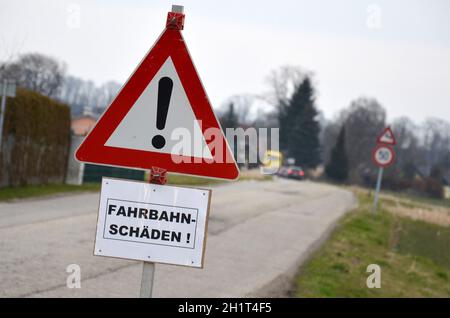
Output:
[0,179,356,297]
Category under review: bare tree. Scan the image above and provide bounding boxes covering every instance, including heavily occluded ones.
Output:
[420,117,450,175]
[265,65,310,108]
[58,76,83,105]
[322,119,341,165]
[58,76,121,116]
[219,94,257,126]
[391,117,420,177]
[342,97,386,182]
[1,53,66,98]
[99,81,121,106]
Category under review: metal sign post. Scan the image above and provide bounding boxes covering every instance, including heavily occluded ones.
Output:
[372,167,384,214]
[371,128,397,214]
[140,262,156,298]
[139,167,168,298]
[0,79,16,150]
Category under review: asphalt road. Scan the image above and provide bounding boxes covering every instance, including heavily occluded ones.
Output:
[0,178,356,297]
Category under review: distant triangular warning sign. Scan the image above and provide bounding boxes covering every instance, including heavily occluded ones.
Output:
[376,127,396,145]
[76,27,239,180]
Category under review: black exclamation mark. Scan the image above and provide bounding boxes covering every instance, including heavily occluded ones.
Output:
[152,77,173,149]
[187,233,191,244]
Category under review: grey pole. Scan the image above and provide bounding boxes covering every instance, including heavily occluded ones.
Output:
[0,79,8,150]
[139,4,184,298]
[139,262,155,297]
[372,167,384,214]
[171,4,184,13]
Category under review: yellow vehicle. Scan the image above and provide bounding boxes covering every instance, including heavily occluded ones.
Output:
[260,150,283,175]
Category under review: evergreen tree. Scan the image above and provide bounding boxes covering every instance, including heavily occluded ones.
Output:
[325,126,348,182]
[279,76,321,168]
[219,102,239,163]
[220,102,239,131]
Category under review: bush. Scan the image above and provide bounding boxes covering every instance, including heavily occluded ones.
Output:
[381,176,413,192]
[0,88,71,187]
[325,126,348,182]
[423,177,444,199]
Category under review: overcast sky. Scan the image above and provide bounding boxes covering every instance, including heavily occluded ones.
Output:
[1,0,449,123]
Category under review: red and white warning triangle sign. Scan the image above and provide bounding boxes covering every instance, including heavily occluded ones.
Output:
[76,9,239,180]
[376,127,397,145]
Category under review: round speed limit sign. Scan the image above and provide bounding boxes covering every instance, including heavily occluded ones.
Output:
[372,145,395,168]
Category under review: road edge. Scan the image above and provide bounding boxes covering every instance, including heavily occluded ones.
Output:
[247,188,358,298]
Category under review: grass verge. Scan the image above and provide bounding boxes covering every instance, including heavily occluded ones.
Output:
[0,170,272,201]
[295,192,450,297]
[382,189,450,209]
[167,174,223,186]
[0,183,101,202]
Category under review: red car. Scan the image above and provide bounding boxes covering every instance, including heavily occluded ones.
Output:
[278,166,305,180]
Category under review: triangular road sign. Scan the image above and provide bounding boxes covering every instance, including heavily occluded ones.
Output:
[76,24,239,180]
[376,127,396,145]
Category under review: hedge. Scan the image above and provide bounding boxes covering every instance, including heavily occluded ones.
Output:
[0,88,71,187]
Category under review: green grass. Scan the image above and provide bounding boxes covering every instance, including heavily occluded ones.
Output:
[395,219,450,268]
[167,174,224,186]
[0,183,101,202]
[295,193,450,297]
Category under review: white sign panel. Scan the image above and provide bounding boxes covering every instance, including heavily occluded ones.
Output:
[0,81,16,97]
[105,57,212,159]
[94,177,211,268]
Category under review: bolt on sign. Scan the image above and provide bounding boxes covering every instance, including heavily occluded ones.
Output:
[95,178,211,267]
